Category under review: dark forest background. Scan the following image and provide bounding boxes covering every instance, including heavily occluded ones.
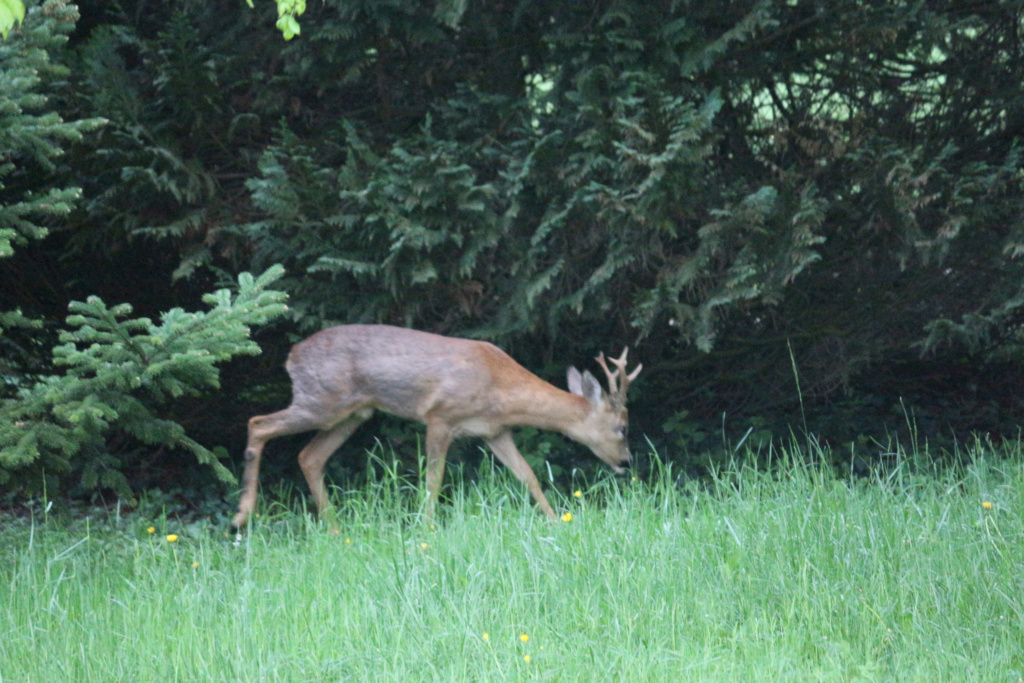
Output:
[4,0,1024,513]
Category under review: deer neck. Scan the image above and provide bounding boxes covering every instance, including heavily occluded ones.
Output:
[501,377,590,435]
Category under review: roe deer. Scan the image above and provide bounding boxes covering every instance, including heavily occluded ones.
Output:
[231,325,641,527]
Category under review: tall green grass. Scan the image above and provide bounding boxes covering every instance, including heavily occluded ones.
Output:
[2,442,1022,681]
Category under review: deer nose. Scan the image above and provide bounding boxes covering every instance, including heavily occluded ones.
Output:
[610,456,631,474]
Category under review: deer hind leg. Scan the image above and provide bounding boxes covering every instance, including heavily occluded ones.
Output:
[298,409,373,525]
[232,406,326,529]
[485,430,557,520]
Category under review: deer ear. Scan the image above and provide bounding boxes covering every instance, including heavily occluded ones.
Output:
[580,370,605,407]
[568,368,604,406]
[567,367,583,396]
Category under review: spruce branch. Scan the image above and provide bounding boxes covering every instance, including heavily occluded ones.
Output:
[0,266,288,496]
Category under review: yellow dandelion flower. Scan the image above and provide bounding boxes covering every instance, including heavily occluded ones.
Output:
[147,526,155,534]
[166,534,178,543]
[345,537,352,545]
[191,562,199,569]
[982,501,994,511]
[520,633,529,643]
[573,490,583,498]
[420,542,429,550]
[561,512,573,523]
[482,632,490,642]
[524,654,531,663]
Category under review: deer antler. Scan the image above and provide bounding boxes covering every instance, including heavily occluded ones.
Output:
[594,348,642,403]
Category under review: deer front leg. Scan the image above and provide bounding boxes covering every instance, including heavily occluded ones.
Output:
[486,430,558,520]
[424,421,454,519]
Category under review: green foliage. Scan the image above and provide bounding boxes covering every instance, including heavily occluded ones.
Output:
[0,0,105,258]
[246,0,305,40]
[661,409,776,475]
[244,118,510,331]
[88,1,822,349]
[0,266,289,499]
[5,0,1024,499]
[1,0,106,397]
[65,8,241,260]
[242,60,822,348]
[0,0,24,39]
[719,0,1024,390]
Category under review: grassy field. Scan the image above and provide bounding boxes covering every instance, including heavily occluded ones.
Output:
[2,444,1023,682]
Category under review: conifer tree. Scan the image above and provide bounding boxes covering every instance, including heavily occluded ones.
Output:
[1,2,290,500]
[1,0,104,372]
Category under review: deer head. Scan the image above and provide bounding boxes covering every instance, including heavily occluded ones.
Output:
[566,347,642,472]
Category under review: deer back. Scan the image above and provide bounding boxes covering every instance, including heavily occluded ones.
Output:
[284,325,559,431]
